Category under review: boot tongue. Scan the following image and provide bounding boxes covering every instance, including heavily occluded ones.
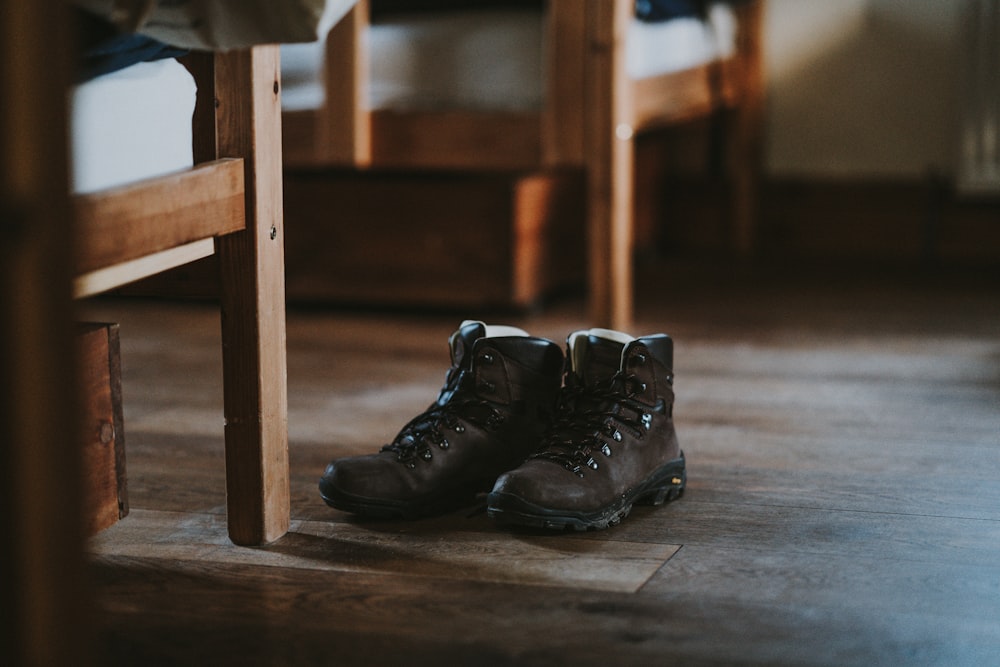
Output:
[569,329,633,385]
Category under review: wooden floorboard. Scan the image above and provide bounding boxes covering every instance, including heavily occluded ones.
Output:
[92,509,680,594]
[79,261,1000,666]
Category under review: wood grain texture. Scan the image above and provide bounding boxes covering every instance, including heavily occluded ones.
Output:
[78,262,1000,665]
[92,510,679,594]
[282,0,371,167]
[183,53,219,165]
[77,323,128,536]
[584,0,636,330]
[73,160,245,275]
[726,0,766,255]
[282,169,585,309]
[280,108,325,167]
[370,110,542,170]
[74,239,216,298]
[213,46,290,546]
[324,0,372,166]
[543,0,587,166]
[88,555,1000,666]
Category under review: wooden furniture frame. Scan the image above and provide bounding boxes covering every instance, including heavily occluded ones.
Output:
[3,1,88,662]
[71,47,291,548]
[283,0,764,329]
[3,3,289,659]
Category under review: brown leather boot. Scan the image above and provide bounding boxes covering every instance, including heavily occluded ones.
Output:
[487,328,685,530]
[319,321,564,518]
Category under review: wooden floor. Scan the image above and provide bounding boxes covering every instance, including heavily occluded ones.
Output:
[80,261,1000,666]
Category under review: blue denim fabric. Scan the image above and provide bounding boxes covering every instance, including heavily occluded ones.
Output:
[635,0,708,22]
[76,9,188,83]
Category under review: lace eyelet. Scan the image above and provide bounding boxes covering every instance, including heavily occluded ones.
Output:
[479,381,496,393]
[453,423,465,433]
[421,450,433,461]
[612,430,622,442]
[439,438,450,449]
[641,413,652,430]
[601,443,612,457]
[480,352,495,364]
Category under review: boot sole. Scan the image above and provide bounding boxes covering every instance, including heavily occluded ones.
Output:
[319,477,494,520]
[486,455,686,531]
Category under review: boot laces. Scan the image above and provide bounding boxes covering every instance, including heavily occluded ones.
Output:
[531,371,652,477]
[382,370,506,468]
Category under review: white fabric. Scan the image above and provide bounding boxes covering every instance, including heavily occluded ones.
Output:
[481,323,530,338]
[70,59,196,194]
[281,41,329,112]
[73,0,357,50]
[283,9,544,112]
[626,3,738,79]
[367,9,544,112]
[281,5,737,113]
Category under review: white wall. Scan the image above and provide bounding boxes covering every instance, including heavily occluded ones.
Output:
[763,0,965,179]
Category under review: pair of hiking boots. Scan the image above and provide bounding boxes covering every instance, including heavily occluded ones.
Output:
[319,321,685,531]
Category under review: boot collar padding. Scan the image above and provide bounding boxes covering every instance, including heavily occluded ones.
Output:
[451,321,531,368]
[459,320,530,339]
[578,328,634,346]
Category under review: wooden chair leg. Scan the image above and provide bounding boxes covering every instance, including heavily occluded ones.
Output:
[728,0,766,256]
[585,0,635,331]
[213,46,290,546]
[727,108,761,256]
